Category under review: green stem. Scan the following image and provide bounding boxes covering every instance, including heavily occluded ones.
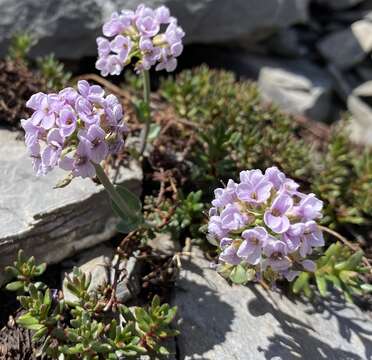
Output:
[93,162,133,219]
[139,69,151,155]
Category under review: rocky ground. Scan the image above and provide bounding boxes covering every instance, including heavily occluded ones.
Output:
[1,1,372,358]
[173,247,372,360]
[0,78,371,358]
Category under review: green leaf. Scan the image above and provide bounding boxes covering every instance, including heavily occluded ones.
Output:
[229,265,248,285]
[157,346,170,355]
[343,288,354,303]
[151,295,160,308]
[119,305,136,322]
[148,123,161,142]
[163,306,178,324]
[339,270,358,284]
[5,281,25,292]
[33,326,48,341]
[5,266,19,278]
[44,288,52,305]
[116,185,142,213]
[292,272,310,294]
[334,260,349,271]
[111,185,143,231]
[324,274,342,291]
[126,344,147,354]
[135,307,152,325]
[17,249,26,264]
[116,217,143,234]
[35,263,47,276]
[361,284,372,293]
[345,250,364,270]
[91,343,112,353]
[135,100,150,123]
[315,275,328,297]
[17,314,43,330]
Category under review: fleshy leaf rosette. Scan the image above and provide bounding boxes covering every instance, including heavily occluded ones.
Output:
[207,167,325,284]
[21,80,128,179]
[96,4,185,76]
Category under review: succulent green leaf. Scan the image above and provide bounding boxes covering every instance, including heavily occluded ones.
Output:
[151,295,160,308]
[163,306,178,325]
[91,343,112,353]
[157,345,170,355]
[33,326,48,341]
[315,275,328,297]
[148,123,161,142]
[135,100,150,123]
[35,263,47,276]
[5,280,25,292]
[292,272,310,294]
[324,274,342,291]
[361,284,372,293]
[5,265,20,278]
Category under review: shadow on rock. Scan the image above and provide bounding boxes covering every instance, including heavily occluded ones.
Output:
[173,256,235,359]
[305,294,372,360]
[248,286,365,360]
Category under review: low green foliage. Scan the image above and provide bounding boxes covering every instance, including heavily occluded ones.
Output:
[168,190,205,239]
[111,184,144,234]
[7,33,35,62]
[311,125,372,228]
[5,249,46,292]
[161,65,313,188]
[159,66,372,300]
[7,32,71,91]
[160,66,372,230]
[37,54,72,90]
[5,251,178,359]
[293,243,371,302]
[143,190,205,243]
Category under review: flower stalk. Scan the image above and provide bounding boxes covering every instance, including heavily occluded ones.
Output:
[93,162,133,220]
[139,69,151,155]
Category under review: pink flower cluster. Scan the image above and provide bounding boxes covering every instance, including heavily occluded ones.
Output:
[21,81,128,178]
[208,167,324,282]
[96,4,185,76]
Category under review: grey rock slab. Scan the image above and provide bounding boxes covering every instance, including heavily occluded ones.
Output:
[148,232,181,256]
[114,253,142,303]
[347,82,372,146]
[173,247,372,359]
[353,80,372,96]
[250,57,334,121]
[316,0,365,10]
[318,20,372,69]
[355,62,372,82]
[265,28,306,58]
[62,244,114,303]
[0,0,309,59]
[0,129,142,284]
